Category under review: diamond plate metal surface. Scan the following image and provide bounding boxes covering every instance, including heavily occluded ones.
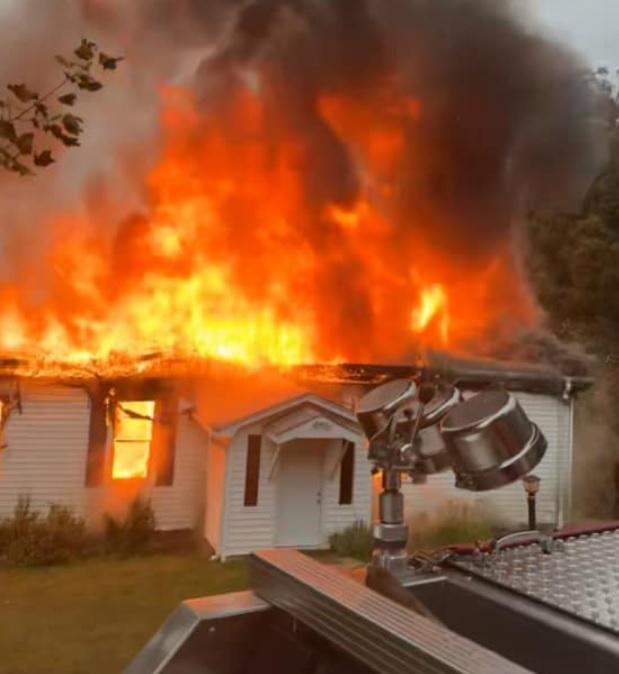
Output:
[452,529,619,633]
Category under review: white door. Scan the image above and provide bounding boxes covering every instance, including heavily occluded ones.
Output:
[276,440,324,547]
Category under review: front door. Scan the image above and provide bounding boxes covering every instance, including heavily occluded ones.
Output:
[276,440,324,547]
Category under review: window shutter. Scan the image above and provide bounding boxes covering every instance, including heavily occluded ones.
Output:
[244,434,262,507]
[151,395,178,486]
[86,393,108,487]
[339,440,355,505]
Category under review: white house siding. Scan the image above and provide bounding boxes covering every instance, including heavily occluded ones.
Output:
[0,384,91,519]
[220,424,278,558]
[321,438,372,537]
[400,392,573,528]
[148,415,207,531]
[204,438,226,551]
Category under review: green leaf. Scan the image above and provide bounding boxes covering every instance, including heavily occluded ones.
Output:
[7,83,38,103]
[34,150,54,167]
[58,93,77,106]
[34,102,48,117]
[99,53,123,70]
[0,120,17,143]
[16,132,34,155]
[76,74,103,92]
[47,123,63,139]
[62,113,83,135]
[74,39,96,61]
[48,124,79,147]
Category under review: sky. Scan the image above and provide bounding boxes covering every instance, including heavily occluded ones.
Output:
[531,0,619,68]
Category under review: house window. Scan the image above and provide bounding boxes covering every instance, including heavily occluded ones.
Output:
[339,441,355,505]
[244,434,262,507]
[112,401,155,480]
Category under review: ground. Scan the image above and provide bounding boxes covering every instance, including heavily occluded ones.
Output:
[0,554,249,674]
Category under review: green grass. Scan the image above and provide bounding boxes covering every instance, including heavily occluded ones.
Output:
[0,554,249,674]
[408,500,495,553]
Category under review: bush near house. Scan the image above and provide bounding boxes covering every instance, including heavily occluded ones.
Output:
[0,496,159,566]
[329,520,373,561]
[0,497,88,566]
[103,497,157,556]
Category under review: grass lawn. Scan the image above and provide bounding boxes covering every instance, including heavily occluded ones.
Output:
[0,555,249,674]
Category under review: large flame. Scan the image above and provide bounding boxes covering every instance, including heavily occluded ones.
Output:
[0,83,536,375]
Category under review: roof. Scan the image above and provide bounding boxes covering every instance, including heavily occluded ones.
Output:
[292,352,594,397]
[262,404,361,445]
[212,393,357,438]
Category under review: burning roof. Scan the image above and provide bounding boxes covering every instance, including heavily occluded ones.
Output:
[0,1,601,376]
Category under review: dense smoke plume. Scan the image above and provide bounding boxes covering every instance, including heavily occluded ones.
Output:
[0,1,601,366]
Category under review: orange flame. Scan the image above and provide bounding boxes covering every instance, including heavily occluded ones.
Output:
[0,84,537,375]
[411,284,450,346]
[112,401,154,479]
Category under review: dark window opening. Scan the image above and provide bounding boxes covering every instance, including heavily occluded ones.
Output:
[339,440,355,505]
[244,434,262,507]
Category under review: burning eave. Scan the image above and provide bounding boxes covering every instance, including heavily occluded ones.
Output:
[0,348,595,404]
[293,354,595,399]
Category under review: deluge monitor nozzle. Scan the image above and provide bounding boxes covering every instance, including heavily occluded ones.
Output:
[356,378,547,576]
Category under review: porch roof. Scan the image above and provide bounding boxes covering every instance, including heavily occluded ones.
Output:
[212,393,358,439]
[263,405,361,446]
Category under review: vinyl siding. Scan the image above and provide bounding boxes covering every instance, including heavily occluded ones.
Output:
[148,415,207,530]
[400,392,573,528]
[204,439,225,551]
[221,424,277,557]
[321,439,372,536]
[0,384,91,518]
[0,384,208,531]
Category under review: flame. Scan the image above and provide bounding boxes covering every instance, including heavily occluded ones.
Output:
[412,284,449,345]
[112,401,154,480]
[0,83,538,376]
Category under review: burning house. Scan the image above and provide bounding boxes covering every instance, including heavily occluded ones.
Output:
[0,0,601,547]
[0,355,590,557]
[3,2,617,671]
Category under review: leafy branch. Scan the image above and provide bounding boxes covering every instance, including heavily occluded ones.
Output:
[0,39,122,176]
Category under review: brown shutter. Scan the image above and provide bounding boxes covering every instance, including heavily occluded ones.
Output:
[244,434,262,507]
[339,440,355,505]
[151,395,178,486]
[86,393,108,486]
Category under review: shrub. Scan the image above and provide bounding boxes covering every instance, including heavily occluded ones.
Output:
[103,497,156,556]
[329,520,373,562]
[408,500,494,553]
[0,497,87,566]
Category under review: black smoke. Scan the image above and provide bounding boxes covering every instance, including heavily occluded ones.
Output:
[193,0,598,258]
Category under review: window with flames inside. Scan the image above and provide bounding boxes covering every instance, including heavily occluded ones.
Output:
[112,401,155,480]
[86,393,177,487]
